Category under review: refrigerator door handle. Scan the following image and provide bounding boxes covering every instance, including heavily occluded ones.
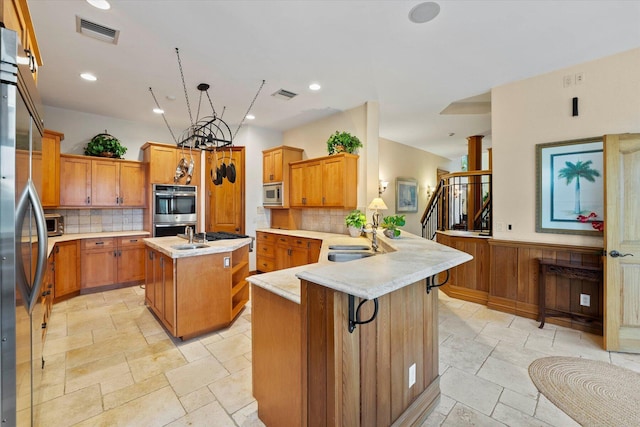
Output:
[15,179,48,314]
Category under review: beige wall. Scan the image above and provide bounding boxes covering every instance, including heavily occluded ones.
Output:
[492,47,640,246]
[378,138,454,235]
[282,102,379,211]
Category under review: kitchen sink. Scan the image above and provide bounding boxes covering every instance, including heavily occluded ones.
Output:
[328,251,375,262]
[171,243,210,250]
[328,244,371,250]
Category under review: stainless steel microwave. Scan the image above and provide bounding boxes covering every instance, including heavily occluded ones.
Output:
[263,182,283,206]
[45,213,64,237]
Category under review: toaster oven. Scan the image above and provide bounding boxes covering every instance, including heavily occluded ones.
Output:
[45,214,64,237]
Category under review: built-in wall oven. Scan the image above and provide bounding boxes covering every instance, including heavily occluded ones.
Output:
[152,184,197,237]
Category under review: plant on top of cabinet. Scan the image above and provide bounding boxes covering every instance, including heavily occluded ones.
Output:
[381,214,406,238]
[84,131,127,158]
[326,131,363,155]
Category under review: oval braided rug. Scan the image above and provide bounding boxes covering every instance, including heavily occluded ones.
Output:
[528,356,640,427]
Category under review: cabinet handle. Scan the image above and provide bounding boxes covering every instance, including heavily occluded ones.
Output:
[95,241,104,245]
[119,197,124,204]
[322,197,325,205]
[86,196,91,204]
[116,196,119,204]
[114,251,118,257]
[130,239,138,243]
[42,322,47,329]
[148,250,154,260]
[302,197,306,205]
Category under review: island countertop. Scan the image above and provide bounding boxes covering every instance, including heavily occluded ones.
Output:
[247,228,472,303]
[143,235,252,259]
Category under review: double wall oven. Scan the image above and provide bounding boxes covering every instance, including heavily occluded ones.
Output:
[152,184,197,237]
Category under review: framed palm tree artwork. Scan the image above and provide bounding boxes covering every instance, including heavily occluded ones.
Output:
[536,137,604,235]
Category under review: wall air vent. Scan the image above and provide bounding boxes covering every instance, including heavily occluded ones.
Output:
[271,89,298,100]
[75,16,120,44]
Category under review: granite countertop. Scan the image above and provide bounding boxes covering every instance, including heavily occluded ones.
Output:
[47,231,150,257]
[143,236,252,259]
[247,228,473,304]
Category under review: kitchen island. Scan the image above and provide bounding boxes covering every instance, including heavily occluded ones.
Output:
[248,229,472,426]
[143,236,252,340]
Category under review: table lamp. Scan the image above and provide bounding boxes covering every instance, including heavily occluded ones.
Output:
[368,197,388,228]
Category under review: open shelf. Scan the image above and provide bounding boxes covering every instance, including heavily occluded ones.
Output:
[232,279,248,298]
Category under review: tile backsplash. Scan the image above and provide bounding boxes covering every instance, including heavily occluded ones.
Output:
[45,209,144,234]
[299,208,361,234]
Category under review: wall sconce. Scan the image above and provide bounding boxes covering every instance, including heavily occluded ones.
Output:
[378,180,389,197]
[426,184,433,199]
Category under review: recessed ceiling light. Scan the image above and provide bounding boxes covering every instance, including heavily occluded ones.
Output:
[80,73,97,81]
[86,0,111,10]
[153,108,164,114]
[408,2,440,24]
[246,114,255,120]
[309,83,321,91]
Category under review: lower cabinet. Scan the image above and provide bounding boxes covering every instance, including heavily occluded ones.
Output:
[144,244,250,339]
[53,240,80,301]
[257,231,321,272]
[81,235,146,289]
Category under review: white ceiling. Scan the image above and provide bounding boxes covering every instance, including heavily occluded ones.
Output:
[28,1,640,159]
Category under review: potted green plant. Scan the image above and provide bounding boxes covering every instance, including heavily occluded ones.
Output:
[84,132,127,159]
[326,131,363,155]
[381,214,406,238]
[345,209,366,237]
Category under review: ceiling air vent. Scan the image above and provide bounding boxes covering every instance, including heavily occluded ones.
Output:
[271,89,298,101]
[76,16,120,44]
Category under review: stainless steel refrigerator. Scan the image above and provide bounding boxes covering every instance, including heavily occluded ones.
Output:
[1,27,47,426]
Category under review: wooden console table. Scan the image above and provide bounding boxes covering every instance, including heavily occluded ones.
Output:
[538,259,603,330]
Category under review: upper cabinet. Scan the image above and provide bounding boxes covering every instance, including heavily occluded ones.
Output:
[41,129,62,207]
[289,153,358,209]
[263,146,303,183]
[59,154,147,208]
[142,142,201,187]
[1,0,42,84]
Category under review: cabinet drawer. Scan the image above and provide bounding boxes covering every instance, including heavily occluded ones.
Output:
[258,242,275,258]
[256,256,275,273]
[118,235,146,248]
[81,237,116,251]
[289,237,310,249]
[257,232,276,243]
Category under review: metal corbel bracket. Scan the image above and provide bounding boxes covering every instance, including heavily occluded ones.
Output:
[348,294,379,333]
[426,270,450,294]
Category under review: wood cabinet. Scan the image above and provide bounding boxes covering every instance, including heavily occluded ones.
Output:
[145,248,175,334]
[59,155,91,206]
[53,240,80,301]
[206,147,245,234]
[256,231,320,273]
[289,153,358,209]
[41,129,62,207]
[142,141,201,186]
[144,243,250,339]
[81,235,146,290]
[59,154,146,207]
[263,146,303,208]
[256,231,277,273]
[0,0,42,84]
[263,145,303,183]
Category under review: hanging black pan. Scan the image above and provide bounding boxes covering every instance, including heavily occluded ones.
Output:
[227,146,236,183]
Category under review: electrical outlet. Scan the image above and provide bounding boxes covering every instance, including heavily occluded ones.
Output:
[580,294,590,307]
[409,363,416,388]
[224,256,231,268]
[508,224,512,231]
[563,75,573,88]
[575,72,584,85]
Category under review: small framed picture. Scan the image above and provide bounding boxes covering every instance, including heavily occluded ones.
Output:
[396,177,418,213]
[536,137,604,235]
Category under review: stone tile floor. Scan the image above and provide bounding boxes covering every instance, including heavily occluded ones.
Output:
[30,286,640,426]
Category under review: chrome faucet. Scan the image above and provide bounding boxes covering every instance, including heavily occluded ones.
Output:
[185,226,194,244]
[365,222,379,252]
